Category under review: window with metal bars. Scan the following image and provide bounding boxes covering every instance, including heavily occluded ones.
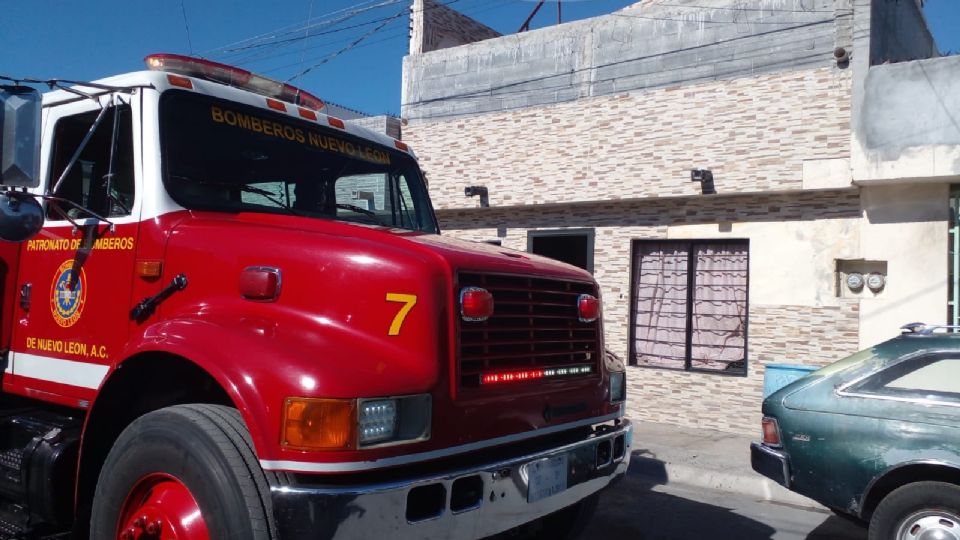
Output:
[629,240,749,375]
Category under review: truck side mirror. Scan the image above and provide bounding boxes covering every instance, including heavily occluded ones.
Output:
[0,192,43,242]
[0,85,42,188]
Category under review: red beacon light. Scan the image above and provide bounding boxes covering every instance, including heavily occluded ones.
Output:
[144,53,326,112]
[460,287,494,322]
[578,294,600,323]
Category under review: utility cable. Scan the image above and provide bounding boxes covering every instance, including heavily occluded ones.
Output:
[211,0,406,57]
[180,0,194,55]
[286,5,410,81]
[644,2,834,13]
[294,0,318,86]
[234,0,499,68]
[204,0,395,55]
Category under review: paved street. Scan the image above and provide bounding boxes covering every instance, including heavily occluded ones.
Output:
[579,476,867,540]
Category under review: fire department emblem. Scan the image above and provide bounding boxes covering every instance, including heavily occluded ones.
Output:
[49,260,87,328]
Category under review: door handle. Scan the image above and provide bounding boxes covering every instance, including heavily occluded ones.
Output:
[19,283,31,311]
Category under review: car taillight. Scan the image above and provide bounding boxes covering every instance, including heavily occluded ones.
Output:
[460,287,494,322]
[762,416,782,447]
[578,294,600,323]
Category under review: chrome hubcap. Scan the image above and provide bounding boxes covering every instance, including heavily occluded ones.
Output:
[898,511,960,540]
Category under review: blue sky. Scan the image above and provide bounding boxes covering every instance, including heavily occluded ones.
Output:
[1,0,957,116]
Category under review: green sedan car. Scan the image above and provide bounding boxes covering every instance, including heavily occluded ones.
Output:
[752,323,960,540]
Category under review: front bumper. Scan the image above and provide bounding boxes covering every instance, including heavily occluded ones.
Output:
[750,442,790,488]
[271,419,632,540]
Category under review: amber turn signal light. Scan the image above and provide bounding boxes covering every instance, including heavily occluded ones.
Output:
[135,260,163,279]
[282,398,356,451]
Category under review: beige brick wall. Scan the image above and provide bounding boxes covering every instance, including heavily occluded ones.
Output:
[407,67,852,210]
[436,190,863,434]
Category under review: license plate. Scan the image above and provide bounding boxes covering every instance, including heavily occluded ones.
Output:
[526,453,569,503]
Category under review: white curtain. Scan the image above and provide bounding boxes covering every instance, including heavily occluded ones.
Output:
[690,244,748,371]
[633,243,689,368]
[633,242,748,371]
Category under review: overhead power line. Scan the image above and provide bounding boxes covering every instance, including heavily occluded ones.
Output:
[234,0,509,72]
[205,0,396,55]
[646,3,834,13]
[285,4,412,81]
[206,0,405,57]
[180,0,194,56]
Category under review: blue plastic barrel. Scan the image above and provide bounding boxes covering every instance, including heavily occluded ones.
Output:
[763,364,818,398]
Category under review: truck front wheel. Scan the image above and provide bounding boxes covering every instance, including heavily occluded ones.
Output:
[90,404,276,540]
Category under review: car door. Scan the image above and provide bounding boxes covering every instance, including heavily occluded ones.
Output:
[6,93,141,408]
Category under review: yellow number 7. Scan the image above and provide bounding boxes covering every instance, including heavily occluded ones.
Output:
[386,293,418,336]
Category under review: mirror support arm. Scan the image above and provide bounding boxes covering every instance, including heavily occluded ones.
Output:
[49,104,110,195]
[36,194,115,232]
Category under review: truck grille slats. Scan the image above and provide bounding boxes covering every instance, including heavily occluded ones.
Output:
[457,273,601,388]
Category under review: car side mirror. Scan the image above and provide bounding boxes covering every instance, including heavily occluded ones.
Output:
[0,191,43,242]
[0,85,42,188]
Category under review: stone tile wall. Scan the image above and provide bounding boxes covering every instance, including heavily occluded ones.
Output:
[435,190,864,434]
[406,67,852,210]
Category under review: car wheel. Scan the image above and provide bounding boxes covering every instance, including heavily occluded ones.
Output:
[522,493,599,540]
[90,404,276,540]
[868,481,960,540]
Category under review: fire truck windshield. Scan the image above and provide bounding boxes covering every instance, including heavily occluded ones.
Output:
[159,91,438,233]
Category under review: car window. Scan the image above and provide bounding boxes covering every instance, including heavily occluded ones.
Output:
[849,354,960,403]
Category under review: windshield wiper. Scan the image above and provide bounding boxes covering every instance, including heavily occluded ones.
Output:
[188,179,299,216]
[335,203,387,226]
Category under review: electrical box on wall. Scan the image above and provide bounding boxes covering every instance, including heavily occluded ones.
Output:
[836,259,888,298]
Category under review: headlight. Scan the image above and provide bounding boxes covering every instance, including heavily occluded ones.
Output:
[609,371,626,403]
[358,394,431,448]
[282,394,432,450]
[359,399,398,444]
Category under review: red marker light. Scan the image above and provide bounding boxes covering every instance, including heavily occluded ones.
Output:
[460,287,494,322]
[479,365,593,385]
[240,266,282,302]
[578,294,600,323]
[482,369,545,385]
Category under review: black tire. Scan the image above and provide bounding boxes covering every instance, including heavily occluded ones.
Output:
[90,404,276,540]
[868,481,960,540]
[523,493,599,540]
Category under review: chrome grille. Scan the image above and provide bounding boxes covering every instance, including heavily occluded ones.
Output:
[457,273,601,388]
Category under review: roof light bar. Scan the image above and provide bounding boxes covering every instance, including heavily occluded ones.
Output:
[145,53,326,112]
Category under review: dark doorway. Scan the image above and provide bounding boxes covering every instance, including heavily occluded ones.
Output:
[527,229,595,273]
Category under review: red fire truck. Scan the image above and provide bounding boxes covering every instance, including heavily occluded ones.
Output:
[0,54,630,540]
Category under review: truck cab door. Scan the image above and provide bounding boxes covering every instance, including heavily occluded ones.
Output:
[6,93,141,408]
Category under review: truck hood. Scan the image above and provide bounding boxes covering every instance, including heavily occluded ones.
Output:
[156,211,611,466]
[189,211,593,281]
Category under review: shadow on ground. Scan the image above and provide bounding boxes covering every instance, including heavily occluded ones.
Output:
[577,449,867,540]
[578,448,776,540]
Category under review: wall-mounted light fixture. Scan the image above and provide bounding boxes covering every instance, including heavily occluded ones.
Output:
[834,47,850,68]
[691,169,716,195]
[464,185,489,208]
